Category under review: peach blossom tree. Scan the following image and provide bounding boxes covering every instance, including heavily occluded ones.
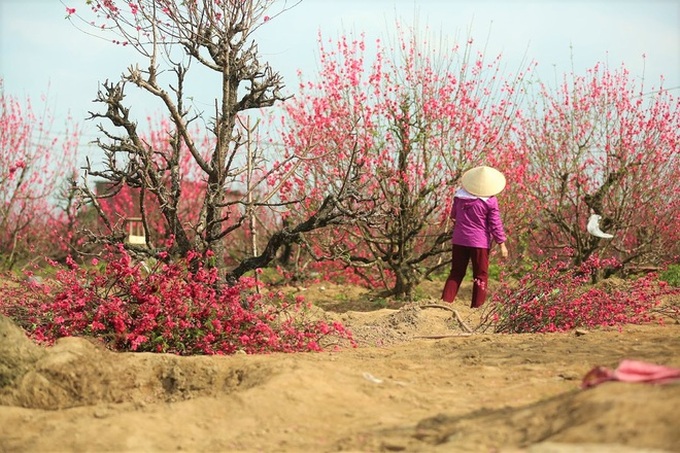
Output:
[275,27,533,298]
[515,62,680,273]
[0,80,80,269]
[65,0,362,281]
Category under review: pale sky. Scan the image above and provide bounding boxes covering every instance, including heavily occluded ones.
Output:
[1,0,679,159]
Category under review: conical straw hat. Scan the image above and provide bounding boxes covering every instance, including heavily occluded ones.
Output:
[461,166,506,197]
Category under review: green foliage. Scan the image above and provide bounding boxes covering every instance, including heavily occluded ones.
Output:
[370,297,390,309]
[660,264,680,287]
[488,264,502,281]
[334,292,349,302]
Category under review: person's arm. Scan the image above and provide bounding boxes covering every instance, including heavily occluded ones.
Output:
[498,242,508,259]
[488,198,508,258]
[443,197,457,231]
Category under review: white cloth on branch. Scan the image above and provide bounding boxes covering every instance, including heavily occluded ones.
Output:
[587,214,614,239]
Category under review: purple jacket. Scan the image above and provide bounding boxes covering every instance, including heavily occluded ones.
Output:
[450,190,507,249]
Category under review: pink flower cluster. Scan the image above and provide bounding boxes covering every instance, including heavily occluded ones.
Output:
[1,246,355,355]
[488,251,679,334]
[7,159,25,177]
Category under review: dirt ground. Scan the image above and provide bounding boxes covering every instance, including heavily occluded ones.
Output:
[1,281,679,453]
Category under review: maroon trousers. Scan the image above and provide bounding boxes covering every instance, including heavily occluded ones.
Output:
[441,244,490,308]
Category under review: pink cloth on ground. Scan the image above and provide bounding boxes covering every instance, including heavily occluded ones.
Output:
[581,360,680,388]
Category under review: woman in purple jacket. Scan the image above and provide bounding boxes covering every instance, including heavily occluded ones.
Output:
[441,166,508,308]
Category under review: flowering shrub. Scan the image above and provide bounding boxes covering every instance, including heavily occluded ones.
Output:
[0,246,355,355]
[485,252,680,334]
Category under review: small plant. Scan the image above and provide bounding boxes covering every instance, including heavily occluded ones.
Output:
[660,264,680,287]
[371,297,390,309]
[488,263,502,281]
[0,245,355,355]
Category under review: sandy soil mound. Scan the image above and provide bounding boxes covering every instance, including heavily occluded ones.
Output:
[1,283,679,452]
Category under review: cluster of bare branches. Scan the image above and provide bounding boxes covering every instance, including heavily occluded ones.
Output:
[70,0,370,280]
